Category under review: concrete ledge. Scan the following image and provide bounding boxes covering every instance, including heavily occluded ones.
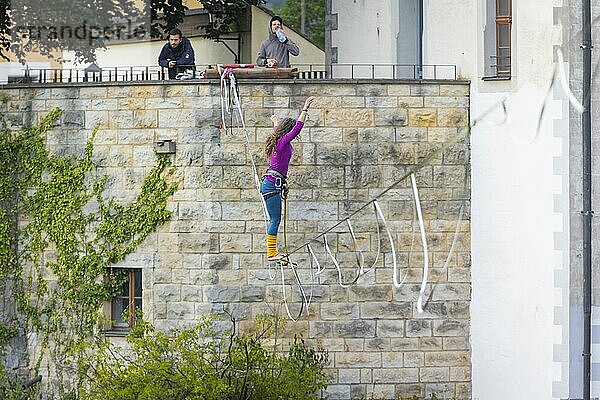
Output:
[1,78,470,90]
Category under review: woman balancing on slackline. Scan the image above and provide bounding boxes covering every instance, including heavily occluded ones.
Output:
[261,96,315,262]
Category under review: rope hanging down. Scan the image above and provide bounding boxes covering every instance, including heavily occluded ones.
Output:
[219,66,315,321]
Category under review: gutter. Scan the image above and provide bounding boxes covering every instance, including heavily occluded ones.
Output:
[581,0,593,398]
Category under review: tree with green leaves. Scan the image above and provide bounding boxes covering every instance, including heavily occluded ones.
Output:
[274,0,324,49]
[1,0,267,65]
[78,314,328,400]
[200,0,265,40]
[0,0,188,64]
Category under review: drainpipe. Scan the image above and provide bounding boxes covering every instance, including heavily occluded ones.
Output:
[581,0,592,399]
[416,0,423,79]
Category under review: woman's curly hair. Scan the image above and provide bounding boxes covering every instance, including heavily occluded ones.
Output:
[264,117,296,157]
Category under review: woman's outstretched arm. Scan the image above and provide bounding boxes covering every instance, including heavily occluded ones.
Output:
[297,96,315,122]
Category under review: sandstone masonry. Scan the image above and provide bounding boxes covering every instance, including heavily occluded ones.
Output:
[1,79,470,400]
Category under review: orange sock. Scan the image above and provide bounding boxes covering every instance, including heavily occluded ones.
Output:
[266,234,278,258]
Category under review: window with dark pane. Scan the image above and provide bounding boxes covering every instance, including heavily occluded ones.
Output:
[483,0,512,79]
[495,0,512,77]
[496,0,511,17]
[111,269,142,330]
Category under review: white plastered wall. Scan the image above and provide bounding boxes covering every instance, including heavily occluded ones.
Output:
[470,88,563,400]
[470,0,567,399]
[330,0,397,64]
[422,0,477,80]
[62,37,235,69]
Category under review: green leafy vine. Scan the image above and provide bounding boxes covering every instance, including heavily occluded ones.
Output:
[0,106,178,398]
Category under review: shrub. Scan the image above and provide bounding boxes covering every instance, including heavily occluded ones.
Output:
[78,314,328,400]
[0,368,26,400]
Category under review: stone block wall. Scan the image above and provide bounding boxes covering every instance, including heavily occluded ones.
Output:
[2,79,470,399]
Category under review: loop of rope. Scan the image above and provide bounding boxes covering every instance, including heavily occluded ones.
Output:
[420,205,465,311]
[345,218,366,274]
[281,183,308,321]
[410,173,429,313]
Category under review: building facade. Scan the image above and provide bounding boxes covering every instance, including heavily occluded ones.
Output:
[5,0,600,399]
[2,78,471,399]
[326,0,596,398]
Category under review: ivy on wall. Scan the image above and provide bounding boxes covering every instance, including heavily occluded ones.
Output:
[0,105,178,398]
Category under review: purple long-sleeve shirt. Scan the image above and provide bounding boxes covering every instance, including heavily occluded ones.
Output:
[268,120,304,179]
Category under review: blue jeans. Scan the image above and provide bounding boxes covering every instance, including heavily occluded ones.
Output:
[261,178,282,236]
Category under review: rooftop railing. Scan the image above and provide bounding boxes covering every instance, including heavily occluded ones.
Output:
[296,63,457,80]
[5,63,457,85]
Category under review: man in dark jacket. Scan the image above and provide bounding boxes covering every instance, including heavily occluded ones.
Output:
[256,16,299,68]
[158,28,195,79]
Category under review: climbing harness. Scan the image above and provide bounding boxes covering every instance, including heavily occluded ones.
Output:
[261,168,289,201]
[263,168,287,189]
